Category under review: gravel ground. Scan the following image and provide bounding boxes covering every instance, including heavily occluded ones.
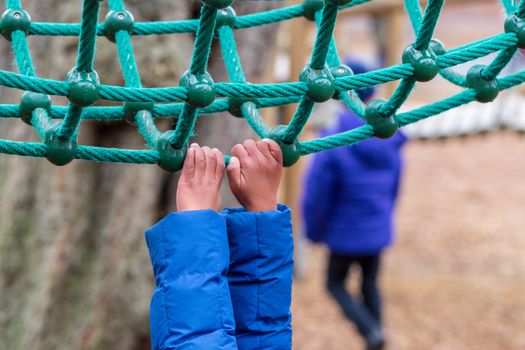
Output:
[292,132,525,350]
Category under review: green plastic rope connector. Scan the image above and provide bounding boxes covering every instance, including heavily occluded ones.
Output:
[300,64,336,103]
[402,44,440,82]
[123,101,154,124]
[0,9,31,41]
[365,98,399,139]
[104,10,134,42]
[180,70,216,108]
[268,125,301,167]
[0,0,525,167]
[157,131,187,172]
[330,64,353,100]
[216,7,236,28]
[66,67,100,107]
[45,123,77,166]
[228,96,256,118]
[203,0,235,9]
[429,38,446,56]
[504,14,525,48]
[466,65,499,103]
[20,92,52,125]
[303,0,324,21]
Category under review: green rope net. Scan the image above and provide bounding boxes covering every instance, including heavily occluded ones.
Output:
[0,0,524,171]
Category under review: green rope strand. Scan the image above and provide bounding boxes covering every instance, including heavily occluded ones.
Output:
[241,103,271,138]
[5,0,21,10]
[76,0,100,73]
[31,108,52,139]
[377,0,443,119]
[1,69,524,165]
[0,31,516,102]
[281,1,341,144]
[58,0,101,140]
[59,104,83,139]
[310,2,338,70]
[218,25,273,136]
[190,5,217,75]
[218,26,247,83]
[405,0,423,33]
[11,31,35,76]
[0,0,524,168]
[322,24,366,118]
[379,78,416,116]
[6,0,56,147]
[281,98,315,144]
[518,0,525,18]
[169,3,219,149]
[501,0,517,14]
[413,0,444,50]
[135,110,162,147]
[170,104,198,149]
[481,47,517,81]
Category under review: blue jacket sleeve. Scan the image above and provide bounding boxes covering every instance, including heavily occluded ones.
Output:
[223,205,294,350]
[145,210,238,350]
[301,151,337,243]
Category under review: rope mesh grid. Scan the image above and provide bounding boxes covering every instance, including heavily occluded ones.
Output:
[0,0,524,168]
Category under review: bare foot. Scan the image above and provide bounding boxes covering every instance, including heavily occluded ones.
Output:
[227,139,283,212]
[176,144,225,212]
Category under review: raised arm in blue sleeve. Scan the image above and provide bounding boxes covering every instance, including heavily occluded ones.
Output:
[145,210,238,350]
[224,205,294,350]
[301,151,337,243]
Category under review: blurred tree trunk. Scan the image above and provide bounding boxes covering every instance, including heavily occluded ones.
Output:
[0,1,280,349]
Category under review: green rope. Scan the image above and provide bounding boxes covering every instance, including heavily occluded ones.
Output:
[7,0,56,149]
[0,0,524,168]
[11,31,35,76]
[76,0,100,73]
[106,0,164,150]
[218,25,272,136]
[189,5,217,75]
[405,0,469,88]
[501,0,517,15]
[405,0,423,32]
[310,2,338,70]
[170,2,219,148]
[282,2,341,143]
[324,34,366,118]
[241,103,271,138]
[0,32,516,101]
[58,0,101,141]
[282,98,315,144]
[379,78,416,117]
[482,47,517,81]
[380,0,444,118]
[413,0,443,51]
[218,26,246,83]
[170,104,198,149]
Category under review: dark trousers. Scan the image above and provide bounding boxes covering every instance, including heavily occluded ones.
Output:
[326,253,382,339]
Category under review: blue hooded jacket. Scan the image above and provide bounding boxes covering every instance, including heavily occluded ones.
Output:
[145,205,294,350]
[301,110,406,255]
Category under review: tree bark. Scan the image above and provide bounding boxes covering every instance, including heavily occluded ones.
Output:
[0,1,280,349]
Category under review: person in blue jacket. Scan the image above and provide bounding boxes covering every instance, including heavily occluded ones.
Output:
[145,138,294,349]
[301,59,407,350]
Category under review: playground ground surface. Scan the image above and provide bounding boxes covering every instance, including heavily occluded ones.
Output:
[292,132,525,350]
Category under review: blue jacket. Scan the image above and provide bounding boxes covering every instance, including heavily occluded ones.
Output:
[301,110,406,255]
[145,205,294,349]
